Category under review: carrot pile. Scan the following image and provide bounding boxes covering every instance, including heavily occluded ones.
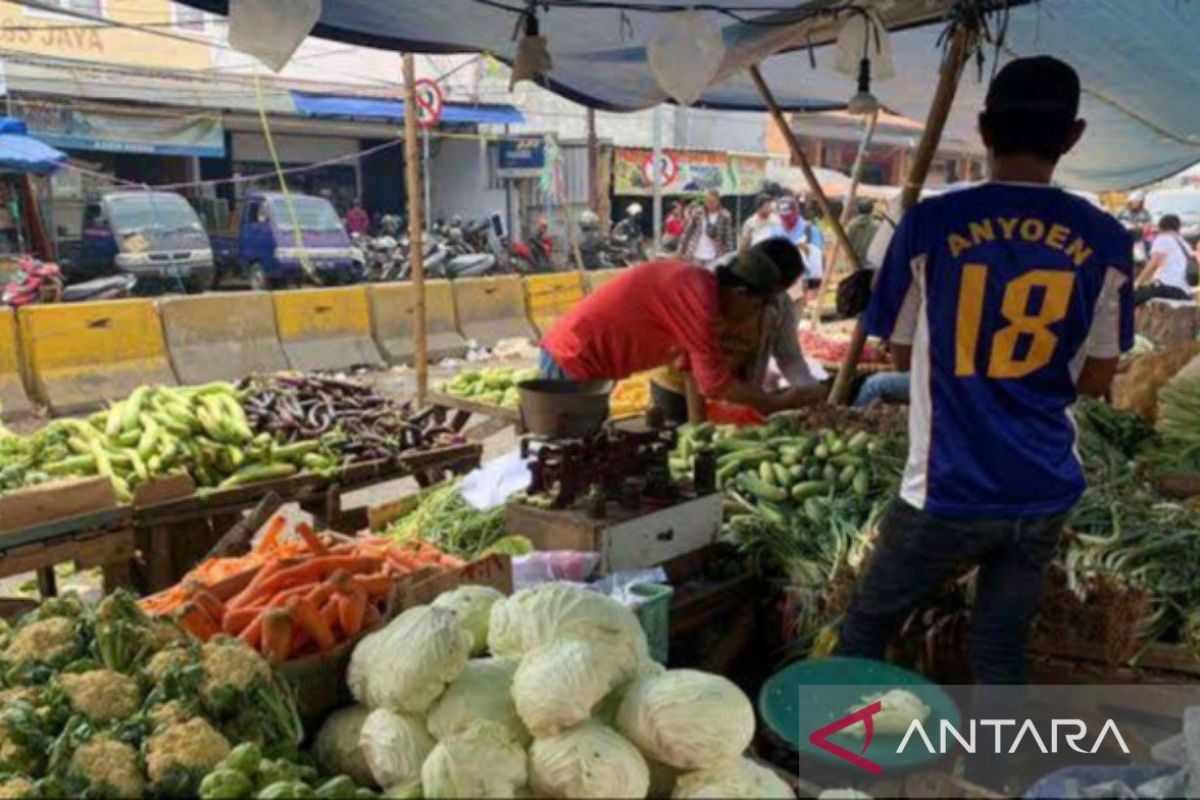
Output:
[143,514,463,662]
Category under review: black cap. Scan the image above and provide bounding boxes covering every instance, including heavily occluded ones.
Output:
[985,56,1080,120]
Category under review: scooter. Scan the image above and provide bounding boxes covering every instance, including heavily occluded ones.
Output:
[2,257,136,307]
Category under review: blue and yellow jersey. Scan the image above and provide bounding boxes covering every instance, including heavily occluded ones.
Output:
[865,183,1133,517]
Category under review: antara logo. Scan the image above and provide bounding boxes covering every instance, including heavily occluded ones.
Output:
[808,700,883,776]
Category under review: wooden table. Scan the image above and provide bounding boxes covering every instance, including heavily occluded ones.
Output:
[425,391,523,440]
[0,506,136,597]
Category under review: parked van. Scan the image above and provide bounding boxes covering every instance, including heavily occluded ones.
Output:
[211,192,361,290]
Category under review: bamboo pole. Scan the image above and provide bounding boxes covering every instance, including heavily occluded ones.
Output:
[811,108,879,328]
[749,65,863,280]
[827,25,975,405]
[403,53,428,403]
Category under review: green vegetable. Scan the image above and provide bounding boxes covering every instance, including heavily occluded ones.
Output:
[772,463,792,487]
[791,481,833,501]
[848,431,872,455]
[738,473,787,503]
[219,742,263,776]
[315,775,359,799]
[200,769,255,800]
[758,462,776,486]
[259,781,315,799]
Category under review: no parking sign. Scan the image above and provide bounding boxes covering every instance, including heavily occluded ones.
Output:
[414,78,444,129]
[641,151,678,187]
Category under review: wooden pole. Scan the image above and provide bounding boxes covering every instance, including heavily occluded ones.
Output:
[403,53,428,403]
[749,66,862,279]
[586,107,600,215]
[827,25,975,405]
[811,108,879,328]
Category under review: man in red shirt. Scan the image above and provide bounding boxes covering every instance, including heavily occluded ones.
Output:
[540,239,823,415]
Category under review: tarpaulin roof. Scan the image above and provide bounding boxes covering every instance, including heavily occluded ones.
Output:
[0,117,67,175]
[289,91,526,125]
[176,0,1200,190]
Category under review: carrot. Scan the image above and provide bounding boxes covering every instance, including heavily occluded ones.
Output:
[262,609,294,662]
[257,515,288,553]
[238,609,266,649]
[319,597,341,633]
[177,601,219,641]
[304,584,334,608]
[222,605,265,635]
[295,522,329,556]
[288,595,336,651]
[242,556,385,602]
[338,589,367,637]
[227,559,287,609]
[350,574,394,600]
[191,589,226,624]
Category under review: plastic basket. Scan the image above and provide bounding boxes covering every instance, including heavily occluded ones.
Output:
[629,582,674,664]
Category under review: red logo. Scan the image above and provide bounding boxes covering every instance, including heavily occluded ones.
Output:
[808,701,883,776]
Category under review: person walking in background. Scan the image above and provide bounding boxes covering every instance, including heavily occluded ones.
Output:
[1134,213,1195,305]
[739,193,778,252]
[836,55,1133,685]
[344,200,370,236]
[844,199,881,268]
[663,201,686,252]
[771,196,822,289]
[679,188,734,267]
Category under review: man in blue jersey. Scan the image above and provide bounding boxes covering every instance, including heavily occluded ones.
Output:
[836,57,1133,684]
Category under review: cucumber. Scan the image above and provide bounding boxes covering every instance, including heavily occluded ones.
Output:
[772,463,792,486]
[853,470,871,496]
[838,464,858,487]
[739,473,788,503]
[755,500,788,527]
[693,422,715,441]
[715,438,769,455]
[830,454,864,469]
[779,448,799,467]
[716,448,772,468]
[848,431,872,455]
[806,465,823,480]
[789,465,805,480]
[679,437,694,460]
[823,464,839,483]
[791,480,832,501]
[829,438,847,456]
[759,461,776,486]
[813,444,830,460]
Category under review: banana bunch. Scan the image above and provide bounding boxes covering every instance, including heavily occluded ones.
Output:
[1,383,341,502]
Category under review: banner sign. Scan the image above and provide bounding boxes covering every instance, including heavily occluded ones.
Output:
[496,137,545,178]
[614,147,766,196]
[12,100,226,158]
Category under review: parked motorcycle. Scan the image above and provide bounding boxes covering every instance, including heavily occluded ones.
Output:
[2,257,137,308]
[575,210,638,271]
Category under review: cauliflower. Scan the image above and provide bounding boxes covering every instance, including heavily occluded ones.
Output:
[3,616,78,665]
[69,736,145,799]
[200,638,270,712]
[147,701,190,731]
[145,646,194,684]
[0,710,42,775]
[145,717,231,794]
[0,776,34,799]
[0,688,39,707]
[58,670,141,722]
[144,618,188,652]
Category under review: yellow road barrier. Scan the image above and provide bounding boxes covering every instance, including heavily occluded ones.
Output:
[584,268,625,293]
[452,276,535,347]
[524,272,585,337]
[369,281,467,365]
[0,308,32,420]
[159,292,289,384]
[19,299,176,415]
[272,286,384,372]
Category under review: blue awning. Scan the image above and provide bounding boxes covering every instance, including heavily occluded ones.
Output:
[0,117,67,176]
[289,92,525,126]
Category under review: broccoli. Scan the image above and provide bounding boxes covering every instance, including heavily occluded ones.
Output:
[65,735,144,799]
[55,670,141,723]
[145,717,231,797]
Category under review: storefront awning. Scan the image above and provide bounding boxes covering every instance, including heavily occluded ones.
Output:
[10,100,225,159]
[289,92,525,126]
[0,118,66,175]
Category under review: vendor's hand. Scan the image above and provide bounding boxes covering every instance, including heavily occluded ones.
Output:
[767,384,827,412]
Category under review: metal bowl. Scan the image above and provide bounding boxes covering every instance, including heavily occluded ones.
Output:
[517,378,615,438]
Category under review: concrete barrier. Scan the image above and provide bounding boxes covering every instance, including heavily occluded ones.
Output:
[159,292,289,384]
[369,281,467,365]
[272,286,384,372]
[19,299,176,415]
[0,308,32,420]
[524,272,586,337]
[453,276,535,347]
[584,268,625,293]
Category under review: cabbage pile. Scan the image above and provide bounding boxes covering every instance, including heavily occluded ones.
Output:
[316,581,794,799]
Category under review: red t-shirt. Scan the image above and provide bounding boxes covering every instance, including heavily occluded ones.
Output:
[665,217,685,238]
[541,260,732,396]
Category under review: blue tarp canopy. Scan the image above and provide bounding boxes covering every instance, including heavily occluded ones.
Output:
[0,117,67,176]
[178,0,1200,190]
[289,91,525,125]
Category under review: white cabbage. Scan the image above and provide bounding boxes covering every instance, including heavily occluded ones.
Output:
[312,705,375,788]
[529,720,650,799]
[513,639,636,738]
[427,658,529,745]
[817,790,873,799]
[488,583,651,668]
[647,758,682,798]
[420,721,528,799]
[347,605,471,713]
[617,670,755,770]
[844,689,930,738]
[672,758,795,799]
[432,585,504,655]
[359,708,434,791]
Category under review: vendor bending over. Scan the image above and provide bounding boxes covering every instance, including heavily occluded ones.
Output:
[538,239,826,417]
[836,56,1133,684]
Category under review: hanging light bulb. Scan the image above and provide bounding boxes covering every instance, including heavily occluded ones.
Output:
[510,5,553,89]
[847,56,880,116]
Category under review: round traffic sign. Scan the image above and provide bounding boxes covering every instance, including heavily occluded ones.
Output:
[641,151,678,187]
[414,78,444,129]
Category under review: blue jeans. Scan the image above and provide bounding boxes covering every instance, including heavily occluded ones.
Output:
[852,371,910,408]
[538,348,572,380]
[836,500,1065,684]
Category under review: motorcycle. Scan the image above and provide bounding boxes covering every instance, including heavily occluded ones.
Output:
[609,203,648,264]
[575,210,637,270]
[2,257,136,308]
